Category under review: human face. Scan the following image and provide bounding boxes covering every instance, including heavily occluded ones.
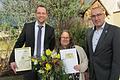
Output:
[91,8,105,29]
[60,32,70,48]
[35,6,48,24]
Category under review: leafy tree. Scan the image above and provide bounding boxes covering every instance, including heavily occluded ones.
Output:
[1,0,91,30]
[1,0,36,28]
[70,22,88,48]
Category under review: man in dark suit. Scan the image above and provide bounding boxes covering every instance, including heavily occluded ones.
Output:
[86,6,120,80]
[9,5,55,80]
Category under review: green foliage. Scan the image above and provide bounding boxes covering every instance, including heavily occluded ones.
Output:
[1,0,89,31]
[0,24,10,31]
[1,0,36,27]
[70,23,88,49]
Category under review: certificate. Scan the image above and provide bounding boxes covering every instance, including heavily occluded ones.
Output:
[60,48,79,74]
[15,47,32,72]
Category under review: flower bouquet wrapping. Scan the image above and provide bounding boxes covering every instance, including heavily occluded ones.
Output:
[31,49,69,80]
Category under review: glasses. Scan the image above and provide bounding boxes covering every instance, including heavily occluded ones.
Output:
[61,37,70,39]
[91,13,103,18]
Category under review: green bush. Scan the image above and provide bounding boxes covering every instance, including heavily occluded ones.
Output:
[70,24,88,49]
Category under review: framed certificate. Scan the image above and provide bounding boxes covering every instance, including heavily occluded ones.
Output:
[15,47,32,72]
[60,48,79,74]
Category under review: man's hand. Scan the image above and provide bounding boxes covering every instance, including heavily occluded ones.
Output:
[84,71,89,80]
[74,65,80,71]
[10,62,17,74]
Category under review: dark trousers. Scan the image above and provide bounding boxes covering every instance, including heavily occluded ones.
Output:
[16,70,37,80]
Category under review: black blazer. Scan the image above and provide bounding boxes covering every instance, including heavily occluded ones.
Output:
[86,23,120,80]
[9,22,55,63]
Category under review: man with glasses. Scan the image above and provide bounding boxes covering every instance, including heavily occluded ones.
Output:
[86,6,120,80]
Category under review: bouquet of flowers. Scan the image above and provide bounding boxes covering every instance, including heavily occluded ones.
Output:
[31,49,69,80]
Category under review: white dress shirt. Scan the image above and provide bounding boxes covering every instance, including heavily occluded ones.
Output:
[34,21,45,57]
[92,23,105,52]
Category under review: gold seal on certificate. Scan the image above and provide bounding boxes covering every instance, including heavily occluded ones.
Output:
[60,48,79,74]
[15,47,32,72]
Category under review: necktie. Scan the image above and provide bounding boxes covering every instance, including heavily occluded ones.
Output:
[37,26,42,57]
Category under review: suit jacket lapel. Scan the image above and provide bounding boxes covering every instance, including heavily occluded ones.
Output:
[88,28,95,54]
[31,22,35,51]
[94,23,109,54]
[44,24,49,50]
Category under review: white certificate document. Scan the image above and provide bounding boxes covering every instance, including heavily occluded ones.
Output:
[15,47,32,72]
[60,48,79,74]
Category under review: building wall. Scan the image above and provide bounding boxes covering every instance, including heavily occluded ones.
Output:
[106,12,120,27]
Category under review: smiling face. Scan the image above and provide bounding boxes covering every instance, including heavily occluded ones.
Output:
[91,7,106,29]
[60,31,70,48]
[35,6,48,24]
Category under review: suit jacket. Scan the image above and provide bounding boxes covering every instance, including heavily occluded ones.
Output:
[9,21,55,63]
[86,23,120,80]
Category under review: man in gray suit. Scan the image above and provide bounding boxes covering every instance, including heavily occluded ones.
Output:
[86,6,120,80]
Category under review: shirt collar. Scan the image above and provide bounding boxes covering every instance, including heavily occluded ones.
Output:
[101,22,105,29]
[93,22,106,30]
[36,21,45,27]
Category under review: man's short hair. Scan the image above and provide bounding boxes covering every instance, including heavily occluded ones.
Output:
[35,4,47,13]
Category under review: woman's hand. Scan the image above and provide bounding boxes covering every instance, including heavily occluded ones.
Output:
[74,64,80,71]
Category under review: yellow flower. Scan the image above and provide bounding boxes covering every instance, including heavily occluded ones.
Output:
[46,49,52,56]
[39,62,42,65]
[32,49,64,79]
[45,63,52,71]
[41,55,46,61]
[32,58,38,65]
[31,58,36,62]
[56,54,60,59]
